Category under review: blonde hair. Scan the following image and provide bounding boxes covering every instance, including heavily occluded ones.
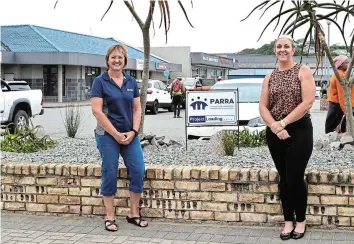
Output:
[274,35,296,48]
[105,44,128,70]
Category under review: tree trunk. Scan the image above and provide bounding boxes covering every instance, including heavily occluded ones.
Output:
[344,85,354,137]
[314,19,354,138]
[139,28,151,134]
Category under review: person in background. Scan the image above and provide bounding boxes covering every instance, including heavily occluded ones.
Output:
[325,56,349,133]
[328,56,354,132]
[170,75,185,118]
[259,35,315,240]
[90,44,148,231]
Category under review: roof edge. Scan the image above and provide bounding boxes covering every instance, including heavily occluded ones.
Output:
[28,25,62,52]
[109,37,170,63]
[1,41,11,51]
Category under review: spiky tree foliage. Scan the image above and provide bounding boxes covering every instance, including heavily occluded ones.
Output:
[55,0,193,133]
[242,0,354,138]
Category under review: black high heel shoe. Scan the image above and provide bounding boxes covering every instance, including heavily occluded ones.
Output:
[292,226,307,239]
[280,229,294,241]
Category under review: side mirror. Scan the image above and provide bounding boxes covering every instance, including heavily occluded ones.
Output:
[196,81,202,87]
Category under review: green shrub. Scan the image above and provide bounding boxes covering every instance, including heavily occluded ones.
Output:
[61,104,82,138]
[222,129,267,156]
[1,121,55,153]
[222,131,238,156]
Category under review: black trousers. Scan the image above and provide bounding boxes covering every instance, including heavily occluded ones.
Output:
[172,95,182,116]
[325,102,345,133]
[266,116,313,222]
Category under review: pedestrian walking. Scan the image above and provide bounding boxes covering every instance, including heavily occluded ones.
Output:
[170,75,186,118]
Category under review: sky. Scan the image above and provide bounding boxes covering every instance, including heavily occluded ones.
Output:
[0,0,352,53]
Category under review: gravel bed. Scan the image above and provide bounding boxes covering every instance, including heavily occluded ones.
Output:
[1,137,353,171]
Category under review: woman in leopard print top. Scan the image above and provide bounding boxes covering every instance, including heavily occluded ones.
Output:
[259,35,316,240]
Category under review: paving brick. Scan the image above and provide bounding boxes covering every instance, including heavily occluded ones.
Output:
[175,181,199,191]
[36,177,57,185]
[200,182,225,191]
[1,212,354,243]
[112,236,128,243]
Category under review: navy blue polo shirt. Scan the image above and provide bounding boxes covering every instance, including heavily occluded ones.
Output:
[90,71,139,135]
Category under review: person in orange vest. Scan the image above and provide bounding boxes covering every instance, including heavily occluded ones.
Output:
[325,56,354,133]
[170,75,186,118]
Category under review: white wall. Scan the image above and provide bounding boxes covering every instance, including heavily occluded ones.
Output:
[65,65,84,79]
[150,46,191,78]
[21,65,43,79]
[1,64,43,79]
[1,64,21,79]
[150,71,166,82]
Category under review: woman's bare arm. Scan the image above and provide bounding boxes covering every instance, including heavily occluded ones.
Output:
[259,73,276,127]
[132,97,142,132]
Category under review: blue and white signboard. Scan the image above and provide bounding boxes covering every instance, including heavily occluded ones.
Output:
[163,70,170,77]
[186,90,238,126]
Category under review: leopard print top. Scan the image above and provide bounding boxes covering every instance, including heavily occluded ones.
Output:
[268,63,302,120]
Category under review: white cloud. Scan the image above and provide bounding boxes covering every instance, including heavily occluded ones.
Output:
[1,0,350,53]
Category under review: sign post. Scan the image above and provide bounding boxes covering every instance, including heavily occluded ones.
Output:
[185,89,239,151]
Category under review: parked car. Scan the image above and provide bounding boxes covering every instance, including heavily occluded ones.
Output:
[3,80,31,91]
[137,80,173,114]
[315,86,321,98]
[1,80,44,133]
[187,78,266,139]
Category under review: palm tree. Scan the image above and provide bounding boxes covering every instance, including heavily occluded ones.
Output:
[241,0,354,138]
[55,0,194,134]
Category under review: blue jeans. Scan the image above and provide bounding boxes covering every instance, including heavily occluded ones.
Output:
[95,132,145,196]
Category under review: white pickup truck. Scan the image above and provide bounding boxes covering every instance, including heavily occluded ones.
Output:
[1,80,44,133]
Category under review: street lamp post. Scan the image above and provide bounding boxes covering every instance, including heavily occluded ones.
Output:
[324,21,331,97]
[327,21,331,84]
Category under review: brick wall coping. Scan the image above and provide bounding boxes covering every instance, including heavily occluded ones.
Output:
[2,162,354,184]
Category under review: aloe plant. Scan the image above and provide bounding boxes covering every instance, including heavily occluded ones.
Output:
[55,0,194,134]
[241,0,354,138]
[1,120,55,153]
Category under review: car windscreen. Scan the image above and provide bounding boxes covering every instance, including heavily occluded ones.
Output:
[182,78,195,86]
[212,83,262,103]
[7,83,31,90]
[202,80,215,86]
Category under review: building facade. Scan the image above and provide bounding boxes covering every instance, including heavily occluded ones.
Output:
[150,47,237,84]
[1,25,182,102]
[216,53,336,87]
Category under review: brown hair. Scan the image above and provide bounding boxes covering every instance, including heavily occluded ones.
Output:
[105,44,128,70]
[274,34,296,49]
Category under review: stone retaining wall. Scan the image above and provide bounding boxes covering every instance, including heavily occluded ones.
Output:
[1,163,354,227]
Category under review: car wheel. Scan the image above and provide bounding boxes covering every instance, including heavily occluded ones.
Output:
[10,110,29,133]
[151,101,159,114]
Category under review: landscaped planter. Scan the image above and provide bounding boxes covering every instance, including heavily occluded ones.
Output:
[1,163,354,228]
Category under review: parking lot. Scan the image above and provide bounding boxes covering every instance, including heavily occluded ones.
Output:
[20,99,325,142]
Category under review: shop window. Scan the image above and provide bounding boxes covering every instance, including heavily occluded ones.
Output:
[43,65,58,96]
[200,68,207,78]
[85,66,101,88]
[210,70,216,77]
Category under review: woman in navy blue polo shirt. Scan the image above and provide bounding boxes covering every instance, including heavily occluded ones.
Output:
[90,44,147,231]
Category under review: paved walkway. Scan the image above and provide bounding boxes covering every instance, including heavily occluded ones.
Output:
[1,213,354,244]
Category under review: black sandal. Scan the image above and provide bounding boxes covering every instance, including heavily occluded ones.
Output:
[105,220,118,232]
[126,216,148,227]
